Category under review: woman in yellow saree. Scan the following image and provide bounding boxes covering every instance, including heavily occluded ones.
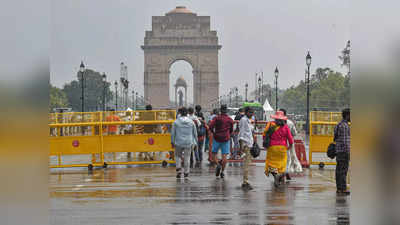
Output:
[263,111,294,187]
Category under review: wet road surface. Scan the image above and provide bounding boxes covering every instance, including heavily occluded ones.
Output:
[50,162,349,225]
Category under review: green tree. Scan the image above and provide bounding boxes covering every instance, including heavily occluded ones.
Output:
[63,69,113,112]
[49,84,69,111]
[279,68,350,115]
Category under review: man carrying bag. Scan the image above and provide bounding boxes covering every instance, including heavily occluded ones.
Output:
[239,107,255,190]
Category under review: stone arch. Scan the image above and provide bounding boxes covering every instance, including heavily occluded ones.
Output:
[167,56,196,71]
[141,6,221,110]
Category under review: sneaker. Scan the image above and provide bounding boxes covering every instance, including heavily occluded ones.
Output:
[220,172,225,179]
[279,174,285,184]
[273,173,280,187]
[286,173,292,181]
[176,173,182,179]
[184,173,189,178]
[336,190,350,195]
[215,164,221,177]
[241,182,253,190]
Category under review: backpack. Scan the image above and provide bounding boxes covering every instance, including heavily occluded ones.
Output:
[327,123,339,159]
[263,122,279,148]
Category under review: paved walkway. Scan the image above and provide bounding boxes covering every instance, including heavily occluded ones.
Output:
[50,163,349,225]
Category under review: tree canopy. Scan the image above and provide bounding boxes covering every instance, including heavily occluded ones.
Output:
[49,84,69,112]
[280,68,350,115]
[62,69,113,112]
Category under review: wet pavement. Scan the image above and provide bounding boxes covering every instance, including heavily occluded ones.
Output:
[50,162,349,225]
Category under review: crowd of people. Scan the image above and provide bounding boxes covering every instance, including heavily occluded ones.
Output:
[104,103,351,194]
[171,104,339,191]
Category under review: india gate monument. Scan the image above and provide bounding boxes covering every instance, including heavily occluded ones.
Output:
[141,6,221,110]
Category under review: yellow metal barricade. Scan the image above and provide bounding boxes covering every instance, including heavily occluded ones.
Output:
[309,111,342,166]
[49,110,176,169]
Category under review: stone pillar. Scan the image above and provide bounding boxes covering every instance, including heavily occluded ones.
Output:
[144,71,169,108]
[198,70,219,111]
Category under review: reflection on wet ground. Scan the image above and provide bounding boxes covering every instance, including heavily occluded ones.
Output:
[50,163,349,225]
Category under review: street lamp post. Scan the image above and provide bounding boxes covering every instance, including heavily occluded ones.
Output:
[261,71,264,103]
[245,83,248,102]
[255,73,257,101]
[114,81,118,110]
[306,51,312,135]
[124,80,129,109]
[102,73,107,111]
[274,66,279,111]
[132,90,135,109]
[234,87,239,108]
[258,77,262,103]
[345,40,350,76]
[135,92,138,110]
[79,61,85,112]
[229,90,232,107]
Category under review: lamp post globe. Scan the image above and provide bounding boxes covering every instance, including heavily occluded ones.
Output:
[306,51,312,67]
[79,61,85,73]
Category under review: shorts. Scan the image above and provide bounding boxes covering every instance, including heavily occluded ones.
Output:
[212,139,230,155]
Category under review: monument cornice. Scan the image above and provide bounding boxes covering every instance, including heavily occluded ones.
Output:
[141,45,222,50]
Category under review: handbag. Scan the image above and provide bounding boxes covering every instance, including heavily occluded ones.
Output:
[250,142,260,158]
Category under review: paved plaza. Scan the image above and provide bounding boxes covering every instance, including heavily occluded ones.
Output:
[50,162,349,225]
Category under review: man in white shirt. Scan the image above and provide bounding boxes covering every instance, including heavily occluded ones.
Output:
[239,107,255,190]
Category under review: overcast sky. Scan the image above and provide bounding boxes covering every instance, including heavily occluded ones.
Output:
[51,0,349,102]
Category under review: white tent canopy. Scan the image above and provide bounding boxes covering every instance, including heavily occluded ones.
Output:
[263,98,274,121]
[263,99,274,111]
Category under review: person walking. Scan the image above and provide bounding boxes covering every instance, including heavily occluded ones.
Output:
[279,108,303,180]
[209,108,219,122]
[206,108,219,162]
[140,104,156,160]
[232,108,245,159]
[194,105,207,164]
[334,108,350,195]
[263,111,294,187]
[208,105,234,179]
[171,107,198,179]
[188,107,200,167]
[105,109,120,135]
[195,105,203,119]
[239,107,255,190]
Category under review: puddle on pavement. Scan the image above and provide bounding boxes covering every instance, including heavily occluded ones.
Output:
[50,165,349,224]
